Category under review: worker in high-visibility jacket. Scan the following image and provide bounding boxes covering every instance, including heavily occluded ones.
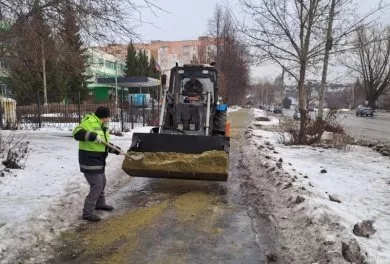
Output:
[72,106,123,222]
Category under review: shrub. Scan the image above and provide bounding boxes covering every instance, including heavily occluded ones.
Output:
[0,132,29,169]
[278,110,348,148]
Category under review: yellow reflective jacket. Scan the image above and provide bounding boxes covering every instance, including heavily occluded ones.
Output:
[72,113,110,173]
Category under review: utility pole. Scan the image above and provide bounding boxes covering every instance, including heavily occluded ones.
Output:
[280,67,285,116]
[41,38,47,106]
[115,60,118,111]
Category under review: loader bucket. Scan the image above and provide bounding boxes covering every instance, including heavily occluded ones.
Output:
[121,133,230,181]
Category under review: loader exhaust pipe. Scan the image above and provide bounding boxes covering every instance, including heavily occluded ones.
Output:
[205,91,211,136]
[158,89,167,134]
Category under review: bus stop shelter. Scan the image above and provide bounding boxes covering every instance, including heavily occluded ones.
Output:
[97,76,160,92]
[97,76,161,107]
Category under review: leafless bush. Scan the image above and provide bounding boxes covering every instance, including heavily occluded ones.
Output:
[278,117,324,145]
[277,119,299,144]
[278,110,349,148]
[324,110,345,134]
[0,132,29,169]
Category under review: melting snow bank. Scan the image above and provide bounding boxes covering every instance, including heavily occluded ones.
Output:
[227,105,242,113]
[243,108,390,264]
[251,108,279,126]
[0,128,151,264]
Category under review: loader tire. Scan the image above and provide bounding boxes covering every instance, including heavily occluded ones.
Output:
[213,110,226,135]
[164,109,173,127]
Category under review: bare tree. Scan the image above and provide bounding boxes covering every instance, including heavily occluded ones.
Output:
[208,5,224,68]
[6,5,61,105]
[239,0,331,143]
[317,0,337,120]
[316,0,384,119]
[252,79,277,106]
[344,25,390,107]
[208,5,250,105]
[351,78,366,108]
[326,89,350,109]
[237,0,383,141]
[0,0,163,42]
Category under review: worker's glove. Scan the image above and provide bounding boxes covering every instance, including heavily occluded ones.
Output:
[108,143,122,155]
[94,135,103,144]
[89,132,102,143]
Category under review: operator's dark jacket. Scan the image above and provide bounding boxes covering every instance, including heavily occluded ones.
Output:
[72,113,119,174]
[184,79,203,95]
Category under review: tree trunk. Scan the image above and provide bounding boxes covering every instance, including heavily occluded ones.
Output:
[298,62,308,144]
[367,89,376,108]
[280,67,285,116]
[318,0,337,120]
[41,38,47,106]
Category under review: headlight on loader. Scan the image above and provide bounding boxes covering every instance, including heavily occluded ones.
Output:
[177,124,184,130]
[189,124,196,130]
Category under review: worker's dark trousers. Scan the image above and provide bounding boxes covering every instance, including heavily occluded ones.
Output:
[83,172,106,217]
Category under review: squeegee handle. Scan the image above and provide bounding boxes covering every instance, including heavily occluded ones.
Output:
[100,141,133,159]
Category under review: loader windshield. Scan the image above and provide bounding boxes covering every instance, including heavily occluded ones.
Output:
[179,72,215,104]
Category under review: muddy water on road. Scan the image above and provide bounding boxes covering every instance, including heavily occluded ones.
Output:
[52,109,265,264]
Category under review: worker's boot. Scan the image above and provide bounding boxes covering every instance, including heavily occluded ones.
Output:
[95,204,114,212]
[82,214,101,222]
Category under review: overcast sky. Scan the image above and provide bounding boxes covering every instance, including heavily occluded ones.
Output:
[134,0,390,81]
[133,0,229,42]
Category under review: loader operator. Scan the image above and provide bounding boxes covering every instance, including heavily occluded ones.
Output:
[183,76,203,102]
[72,106,123,222]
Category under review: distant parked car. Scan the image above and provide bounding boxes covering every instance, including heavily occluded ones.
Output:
[293,110,301,120]
[356,105,373,117]
[273,106,282,113]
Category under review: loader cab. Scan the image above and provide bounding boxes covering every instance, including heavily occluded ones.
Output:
[165,65,218,135]
[169,65,218,105]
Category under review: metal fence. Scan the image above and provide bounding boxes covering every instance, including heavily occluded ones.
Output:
[0,94,160,132]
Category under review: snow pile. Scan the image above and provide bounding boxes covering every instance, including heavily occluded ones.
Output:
[17,121,147,133]
[0,126,152,263]
[274,144,390,261]
[247,114,390,263]
[251,108,279,126]
[227,105,242,113]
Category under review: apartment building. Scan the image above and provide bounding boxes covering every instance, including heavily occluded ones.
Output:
[85,48,126,101]
[86,48,125,80]
[101,36,217,73]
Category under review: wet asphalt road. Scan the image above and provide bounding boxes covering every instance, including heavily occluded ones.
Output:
[280,108,390,143]
[52,109,266,264]
[339,111,390,143]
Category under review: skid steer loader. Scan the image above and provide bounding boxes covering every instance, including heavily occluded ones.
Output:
[122,63,230,181]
